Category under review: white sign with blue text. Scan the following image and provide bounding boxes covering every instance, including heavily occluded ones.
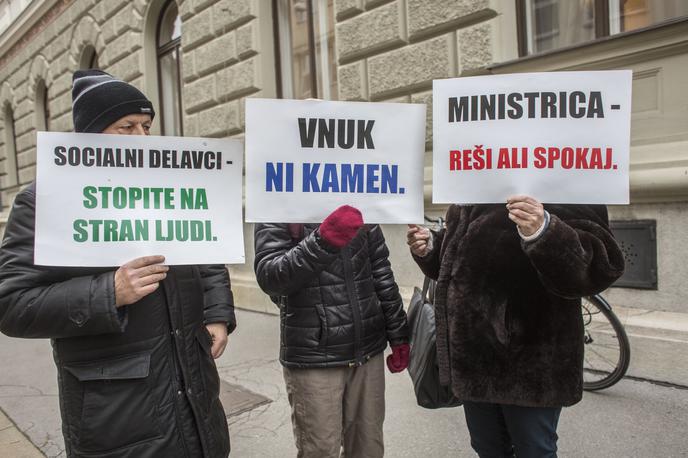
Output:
[245,98,426,224]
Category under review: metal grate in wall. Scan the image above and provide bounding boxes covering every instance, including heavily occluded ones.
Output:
[610,220,657,290]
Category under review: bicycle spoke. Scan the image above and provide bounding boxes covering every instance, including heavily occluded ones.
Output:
[589,342,620,350]
[586,346,618,369]
[584,352,613,374]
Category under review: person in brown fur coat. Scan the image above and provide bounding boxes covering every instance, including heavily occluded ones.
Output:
[407,195,624,458]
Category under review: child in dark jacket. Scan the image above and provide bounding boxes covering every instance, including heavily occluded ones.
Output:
[254,205,409,458]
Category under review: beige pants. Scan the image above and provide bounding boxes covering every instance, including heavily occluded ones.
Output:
[283,352,385,458]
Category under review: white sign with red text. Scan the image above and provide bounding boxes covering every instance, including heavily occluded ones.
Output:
[432,71,632,204]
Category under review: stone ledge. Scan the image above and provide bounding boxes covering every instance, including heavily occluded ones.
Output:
[236,22,258,60]
[627,141,688,203]
[365,0,395,9]
[215,58,261,102]
[182,6,216,52]
[191,0,223,17]
[368,34,454,100]
[336,1,407,65]
[195,32,238,79]
[184,74,217,113]
[211,0,256,35]
[197,101,241,137]
[335,0,364,22]
[406,0,495,41]
[337,60,368,101]
[458,21,493,74]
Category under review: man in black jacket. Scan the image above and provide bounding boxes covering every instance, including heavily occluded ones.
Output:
[254,205,409,458]
[0,70,235,458]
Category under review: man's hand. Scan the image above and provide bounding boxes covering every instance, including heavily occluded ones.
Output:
[407,224,431,257]
[114,256,169,307]
[205,323,229,359]
[506,195,545,236]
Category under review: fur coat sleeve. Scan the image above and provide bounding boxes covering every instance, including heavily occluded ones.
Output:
[523,209,625,298]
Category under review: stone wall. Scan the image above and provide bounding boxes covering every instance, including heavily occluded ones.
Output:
[0,0,517,315]
[331,0,503,304]
[607,202,688,313]
[0,0,274,222]
[232,0,511,314]
[179,0,275,139]
[1,0,683,315]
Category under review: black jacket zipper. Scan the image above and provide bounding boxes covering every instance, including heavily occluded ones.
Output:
[341,246,363,365]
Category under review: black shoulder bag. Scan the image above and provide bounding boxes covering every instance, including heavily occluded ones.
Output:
[407,276,462,409]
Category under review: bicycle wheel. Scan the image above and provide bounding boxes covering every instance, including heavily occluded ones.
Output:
[581,295,631,391]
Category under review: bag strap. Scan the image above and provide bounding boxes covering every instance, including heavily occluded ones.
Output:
[421,276,432,303]
[420,216,443,304]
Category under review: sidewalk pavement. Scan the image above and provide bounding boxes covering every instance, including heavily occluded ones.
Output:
[611,304,688,386]
[0,308,686,457]
[0,408,43,458]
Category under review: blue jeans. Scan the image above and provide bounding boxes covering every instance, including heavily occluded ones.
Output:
[463,401,562,458]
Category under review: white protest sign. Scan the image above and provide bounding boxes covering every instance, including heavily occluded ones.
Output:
[245,98,426,224]
[432,71,632,204]
[35,132,245,266]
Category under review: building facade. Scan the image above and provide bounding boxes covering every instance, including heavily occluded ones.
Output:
[0,0,686,316]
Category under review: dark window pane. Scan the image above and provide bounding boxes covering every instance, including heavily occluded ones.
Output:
[157,1,183,136]
[159,49,182,136]
[43,86,50,131]
[35,79,48,131]
[158,1,182,47]
[276,0,338,100]
[288,0,313,99]
[2,104,18,187]
[312,0,337,100]
[79,45,99,69]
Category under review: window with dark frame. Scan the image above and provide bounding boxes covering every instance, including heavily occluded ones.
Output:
[516,0,688,56]
[272,0,338,100]
[88,50,99,69]
[157,0,183,136]
[2,103,19,191]
[43,84,50,131]
[80,45,99,69]
[35,79,50,132]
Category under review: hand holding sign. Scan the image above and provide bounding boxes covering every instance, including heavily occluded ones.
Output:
[320,205,363,249]
[506,195,545,237]
[406,224,432,257]
[114,255,169,307]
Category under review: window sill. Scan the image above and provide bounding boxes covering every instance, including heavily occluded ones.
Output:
[489,17,688,73]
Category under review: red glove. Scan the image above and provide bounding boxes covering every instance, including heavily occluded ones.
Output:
[319,205,363,248]
[386,343,410,373]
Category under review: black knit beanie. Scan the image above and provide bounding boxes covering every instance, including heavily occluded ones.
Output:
[72,70,155,133]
